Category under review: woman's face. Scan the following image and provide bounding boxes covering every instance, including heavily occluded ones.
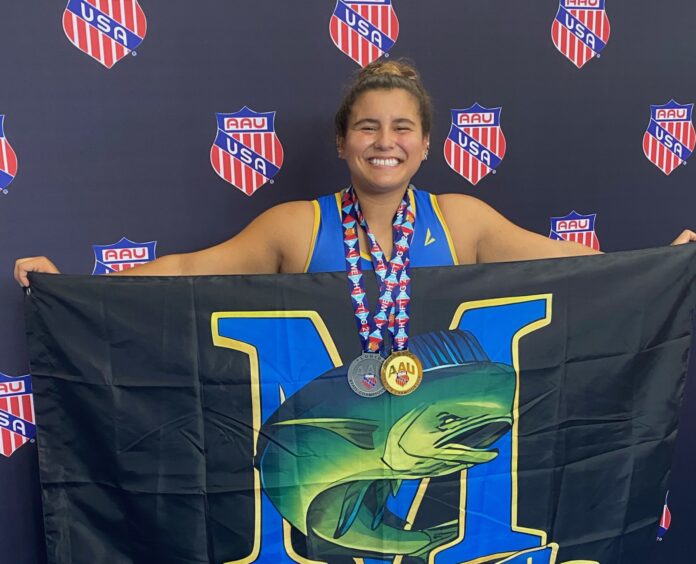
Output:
[338,88,429,195]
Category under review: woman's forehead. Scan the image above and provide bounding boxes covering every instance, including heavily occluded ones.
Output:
[350,89,420,117]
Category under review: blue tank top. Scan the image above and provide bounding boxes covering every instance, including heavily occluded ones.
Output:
[305,187,458,273]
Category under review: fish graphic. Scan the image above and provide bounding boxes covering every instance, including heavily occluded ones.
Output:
[256,329,516,562]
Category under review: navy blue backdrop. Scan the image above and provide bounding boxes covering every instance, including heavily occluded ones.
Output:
[1,1,695,562]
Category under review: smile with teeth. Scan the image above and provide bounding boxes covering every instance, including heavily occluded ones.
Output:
[368,157,401,167]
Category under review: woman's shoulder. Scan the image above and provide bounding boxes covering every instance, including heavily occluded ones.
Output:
[429,192,495,226]
[435,192,487,209]
[422,192,488,264]
[265,190,340,214]
[436,192,508,236]
[246,200,316,242]
[410,187,483,208]
[262,199,315,220]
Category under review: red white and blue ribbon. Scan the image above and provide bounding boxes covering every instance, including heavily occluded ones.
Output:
[341,186,415,354]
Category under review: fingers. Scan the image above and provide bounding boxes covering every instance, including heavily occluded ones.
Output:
[671,229,696,246]
[13,257,34,287]
[13,257,60,287]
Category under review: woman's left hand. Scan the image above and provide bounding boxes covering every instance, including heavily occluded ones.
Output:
[671,230,696,245]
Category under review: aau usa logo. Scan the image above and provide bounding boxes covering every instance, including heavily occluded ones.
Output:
[444,104,507,186]
[211,107,284,196]
[92,237,157,274]
[329,0,399,67]
[549,211,600,251]
[551,0,611,69]
[643,100,695,176]
[0,115,17,194]
[62,0,147,69]
[0,373,35,458]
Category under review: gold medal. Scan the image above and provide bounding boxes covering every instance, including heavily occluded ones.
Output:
[380,350,423,395]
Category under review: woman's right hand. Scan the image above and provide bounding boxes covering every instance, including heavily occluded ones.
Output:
[14,257,60,287]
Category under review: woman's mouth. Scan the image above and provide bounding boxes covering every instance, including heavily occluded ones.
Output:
[368,157,401,167]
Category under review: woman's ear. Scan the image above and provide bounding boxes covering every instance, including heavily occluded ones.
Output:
[336,136,345,159]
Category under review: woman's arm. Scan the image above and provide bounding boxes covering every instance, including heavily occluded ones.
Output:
[439,194,695,263]
[438,194,600,264]
[14,200,315,285]
[112,201,314,276]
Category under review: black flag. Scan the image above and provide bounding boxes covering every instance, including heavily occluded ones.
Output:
[26,246,696,564]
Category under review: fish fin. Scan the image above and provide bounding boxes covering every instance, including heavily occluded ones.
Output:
[409,329,490,369]
[274,418,378,450]
[371,504,385,531]
[335,481,371,539]
[370,480,392,530]
[390,479,403,496]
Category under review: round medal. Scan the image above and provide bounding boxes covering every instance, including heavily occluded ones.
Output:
[380,350,423,395]
[347,352,386,398]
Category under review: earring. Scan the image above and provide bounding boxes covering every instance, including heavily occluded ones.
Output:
[423,147,430,161]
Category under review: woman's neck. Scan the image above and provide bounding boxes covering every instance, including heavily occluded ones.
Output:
[352,184,409,231]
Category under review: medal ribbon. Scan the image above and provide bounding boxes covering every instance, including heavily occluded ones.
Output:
[341,186,415,354]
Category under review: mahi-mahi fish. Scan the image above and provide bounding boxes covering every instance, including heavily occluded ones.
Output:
[255,329,516,562]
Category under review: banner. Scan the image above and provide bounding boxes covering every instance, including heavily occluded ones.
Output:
[25,246,696,564]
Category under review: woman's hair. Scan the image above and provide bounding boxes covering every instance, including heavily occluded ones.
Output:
[334,59,433,138]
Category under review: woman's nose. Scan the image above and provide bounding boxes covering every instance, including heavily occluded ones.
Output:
[374,129,395,150]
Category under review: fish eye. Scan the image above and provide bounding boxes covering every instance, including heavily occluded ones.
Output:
[438,413,461,427]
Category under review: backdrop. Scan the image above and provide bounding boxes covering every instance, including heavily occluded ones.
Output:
[1,1,695,562]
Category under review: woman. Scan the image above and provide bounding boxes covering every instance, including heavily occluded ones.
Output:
[14,60,695,285]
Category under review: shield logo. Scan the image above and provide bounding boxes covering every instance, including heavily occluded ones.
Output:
[551,0,611,69]
[92,237,157,274]
[62,0,147,69]
[362,374,377,389]
[329,0,399,67]
[0,373,35,458]
[210,107,285,196]
[643,100,695,176]
[549,210,600,251]
[0,115,18,194]
[444,104,507,186]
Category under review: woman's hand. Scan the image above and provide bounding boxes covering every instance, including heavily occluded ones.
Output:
[671,230,696,245]
[14,256,60,287]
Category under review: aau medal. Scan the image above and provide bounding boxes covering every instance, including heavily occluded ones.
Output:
[380,350,423,395]
[341,187,418,397]
[347,352,385,398]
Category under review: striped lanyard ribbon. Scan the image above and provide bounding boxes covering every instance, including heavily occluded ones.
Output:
[341,186,415,354]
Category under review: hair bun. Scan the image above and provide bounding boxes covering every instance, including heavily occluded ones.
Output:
[358,59,420,82]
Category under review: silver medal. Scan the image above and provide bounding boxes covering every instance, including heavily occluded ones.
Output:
[347,352,385,398]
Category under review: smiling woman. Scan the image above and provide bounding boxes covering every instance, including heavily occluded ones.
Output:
[13,59,694,286]
[337,87,429,197]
